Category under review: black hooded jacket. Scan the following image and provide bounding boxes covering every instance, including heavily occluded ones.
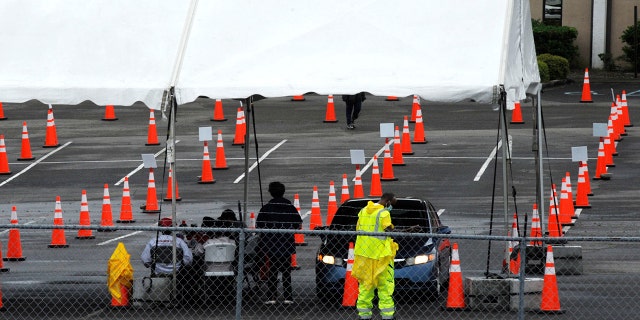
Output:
[256,197,302,257]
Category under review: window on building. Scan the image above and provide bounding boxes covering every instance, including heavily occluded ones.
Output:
[543,0,562,26]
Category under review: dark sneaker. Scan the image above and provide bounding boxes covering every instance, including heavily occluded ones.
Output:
[283,300,294,305]
[264,300,277,305]
[347,123,355,130]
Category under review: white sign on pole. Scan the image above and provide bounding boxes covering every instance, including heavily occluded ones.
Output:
[593,123,608,137]
[380,123,394,138]
[350,150,366,165]
[571,146,588,162]
[199,126,213,141]
[141,154,157,168]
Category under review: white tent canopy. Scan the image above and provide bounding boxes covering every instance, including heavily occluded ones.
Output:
[0,0,539,108]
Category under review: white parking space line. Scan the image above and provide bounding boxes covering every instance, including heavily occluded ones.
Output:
[474,139,502,182]
[114,140,179,186]
[234,139,287,183]
[97,230,145,246]
[352,143,387,182]
[0,220,35,235]
[0,141,72,188]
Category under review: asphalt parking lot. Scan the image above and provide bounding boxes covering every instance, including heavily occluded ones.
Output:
[1,78,640,319]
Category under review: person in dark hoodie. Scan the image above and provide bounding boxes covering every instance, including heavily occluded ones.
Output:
[256,181,302,305]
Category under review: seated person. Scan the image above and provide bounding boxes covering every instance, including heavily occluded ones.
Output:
[201,209,244,240]
[216,209,244,240]
[141,217,194,276]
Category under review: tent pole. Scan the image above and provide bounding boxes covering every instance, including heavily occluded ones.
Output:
[526,83,544,230]
[498,88,511,268]
[242,99,251,223]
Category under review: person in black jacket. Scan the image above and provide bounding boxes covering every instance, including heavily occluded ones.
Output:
[342,92,366,130]
[256,181,302,305]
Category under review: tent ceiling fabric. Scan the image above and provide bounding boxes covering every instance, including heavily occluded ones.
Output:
[0,0,539,108]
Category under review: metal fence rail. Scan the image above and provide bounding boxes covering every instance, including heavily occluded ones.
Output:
[1,224,639,319]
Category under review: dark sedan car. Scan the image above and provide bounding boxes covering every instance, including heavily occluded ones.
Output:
[315,198,452,301]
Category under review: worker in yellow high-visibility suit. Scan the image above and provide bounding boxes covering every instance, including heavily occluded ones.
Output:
[351,193,398,320]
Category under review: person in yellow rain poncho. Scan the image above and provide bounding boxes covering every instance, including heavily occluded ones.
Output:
[107,242,134,307]
[351,193,398,320]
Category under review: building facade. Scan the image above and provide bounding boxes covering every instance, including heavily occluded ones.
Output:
[530,0,639,69]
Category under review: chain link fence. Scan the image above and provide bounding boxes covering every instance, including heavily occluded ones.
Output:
[1,220,640,320]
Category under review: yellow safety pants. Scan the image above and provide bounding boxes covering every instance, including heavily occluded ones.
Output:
[355,259,395,319]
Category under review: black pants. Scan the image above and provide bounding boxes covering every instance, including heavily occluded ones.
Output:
[345,99,362,125]
[266,255,293,301]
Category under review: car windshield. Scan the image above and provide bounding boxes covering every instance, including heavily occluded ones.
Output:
[323,198,434,258]
[329,199,430,231]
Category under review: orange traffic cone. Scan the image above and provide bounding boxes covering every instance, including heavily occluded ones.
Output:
[43,105,60,148]
[410,95,420,123]
[145,110,160,146]
[211,99,227,121]
[163,168,181,201]
[293,194,307,246]
[0,101,6,120]
[232,107,246,146]
[593,137,611,180]
[213,130,229,170]
[391,126,405,166]
[342,242,358,307]
[548,185,563,238]
[0,243,8,272]
[445,242,465,310]
[381,139,398,181]
[385,96,399,101]
[340,173,350,204]
[323,95,338,123]
[353,165,365,198]
[0,284,4,311]
[102,105,118,121]
[310,186,323,230]
[17,121,35,161]
[401,116,414,155]
[117,177,135,223]
[77,190,95,239]
[558,178,573,226]
[612,99,625,139]
[621,90,632,127]
[580,161,593,195]
[368,155,383,197]
[604,130,616,165]
[291,95,305,101]
[0,135,11,175]
[579,68,593,103]
[100,184,116,230]
[291,253,301,270]
[412,109,427,144]
[564,172,576,218]
[5,206,26,260]
[111,282,131,307]
[529,204,543,246]
[49,196,69,248]
[249,212,256,229]
[510,101,524,124]
[575,163,591,208]
[327,181,338,225]
[198,141,216,184]
[141,168,161,213]
[507,213,521,275]
[540,245,564,313]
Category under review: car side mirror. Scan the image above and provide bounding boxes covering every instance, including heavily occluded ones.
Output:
[438,226,451,234]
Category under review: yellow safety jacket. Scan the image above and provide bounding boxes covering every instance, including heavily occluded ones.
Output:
[352,201,398,286]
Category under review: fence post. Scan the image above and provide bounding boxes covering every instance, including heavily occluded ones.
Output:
[235,228,246,320]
